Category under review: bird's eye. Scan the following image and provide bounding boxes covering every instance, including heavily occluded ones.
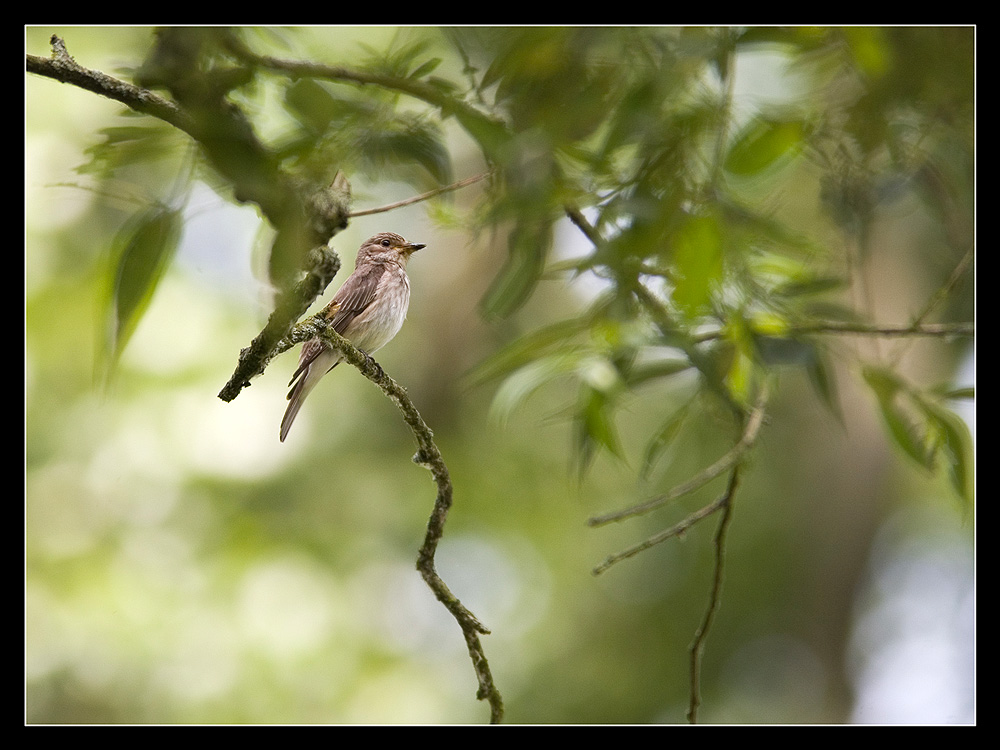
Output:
[381,238,391,247]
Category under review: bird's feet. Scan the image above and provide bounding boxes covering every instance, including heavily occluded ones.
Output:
[361,351,385,379]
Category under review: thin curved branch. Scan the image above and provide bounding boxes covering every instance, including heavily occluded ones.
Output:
[591,481,731,576]
[285,316,505,724]
[687,465,741,724]
[350,172,492,217]
[689,320,975,343]
[588,399,765,528]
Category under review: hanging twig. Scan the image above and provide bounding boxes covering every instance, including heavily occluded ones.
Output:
[687,465,742,724]
[284,316,505,723]
[589,400,765,529]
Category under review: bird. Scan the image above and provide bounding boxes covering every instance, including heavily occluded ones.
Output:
[280,232,425,442]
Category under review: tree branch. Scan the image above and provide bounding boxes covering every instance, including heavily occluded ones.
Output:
[687,465,741,724]
[217,242,343,402]
[723,320,975,341]
[289,317,505,724]
[26,35,196,135]
[350,171,492,217]
[224,39,512,159]
[588,401,765,529]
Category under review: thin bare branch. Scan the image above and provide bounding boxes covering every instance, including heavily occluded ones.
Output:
[591,487,728,576]
[588,401,765,528]
[291,318,505,724]
[693,320,974,342]
[687,466,741,724]
[887,247,975,367]
[350,172,492,217]
[909,247,975,329]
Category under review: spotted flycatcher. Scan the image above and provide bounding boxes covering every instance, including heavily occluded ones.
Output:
[280,232,425,442]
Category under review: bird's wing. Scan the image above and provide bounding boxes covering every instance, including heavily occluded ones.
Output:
[287,337,328,387]
[287,263,385,387]
[326,262,384,335]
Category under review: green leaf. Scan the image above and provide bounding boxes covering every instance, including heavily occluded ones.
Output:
[724,116,805,177]
[100,206,183,382]
[863,366,933,469]
[366,121,454,185]
[937,409,975,506]
[481,220,553,319]
[917,399,975,507]
[774,276,847,299]
[725,348,757,408]
[77,121,184,178]
[640,402,691,480]
[881,397,934,469]
[489,351,585,427]
[939,385,975,401]
[805,350,842,423]
[409,57,443,79]
[624,358,693,388]
[467,316,593,386]
[861,365,905,400]
[284,78,341,134]
[575,385,625,473]
[863,366,975,503]
[670,213,723,317]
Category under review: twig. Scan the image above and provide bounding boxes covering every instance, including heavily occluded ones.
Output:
[687,320,974,345]
[297,319,505,724]
[887,247,975,367]
[27,35,195,136]
[588,400,765,528]
[908,247,975,330]
[217,245,343,402]
[687,466,741,724]
[350,172,492,217]
[591,487,730,576]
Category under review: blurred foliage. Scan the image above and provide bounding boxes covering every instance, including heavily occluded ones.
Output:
[26,26,974,724]
[98,205,183,386]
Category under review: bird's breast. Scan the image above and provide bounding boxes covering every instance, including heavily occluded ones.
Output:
[347,267,411,353]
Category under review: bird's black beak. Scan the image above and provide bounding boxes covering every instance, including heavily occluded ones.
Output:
[405,242,426,252]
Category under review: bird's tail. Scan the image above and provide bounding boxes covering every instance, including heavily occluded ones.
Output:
[279,350,339,442]
[279,379,310,443]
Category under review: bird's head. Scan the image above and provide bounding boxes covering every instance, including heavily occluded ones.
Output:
[357,232,426,265]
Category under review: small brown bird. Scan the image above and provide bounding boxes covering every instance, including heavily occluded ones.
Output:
[280,232,425,442]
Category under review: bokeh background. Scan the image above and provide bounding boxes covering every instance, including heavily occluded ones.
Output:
[26,26,974,724]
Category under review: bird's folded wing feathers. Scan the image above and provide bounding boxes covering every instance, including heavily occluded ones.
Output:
[326,262,384,334]
[287,262,385,390]
[287,338,328,388]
